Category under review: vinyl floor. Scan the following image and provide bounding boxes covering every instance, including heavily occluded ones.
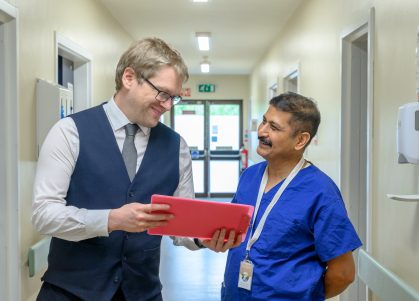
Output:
[160,236,227,301]
[160,198,230,301]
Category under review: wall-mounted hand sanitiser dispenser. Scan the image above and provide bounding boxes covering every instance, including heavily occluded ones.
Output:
[397,101,419,164]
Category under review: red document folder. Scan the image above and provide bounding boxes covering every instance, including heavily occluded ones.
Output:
[147,194,254,242]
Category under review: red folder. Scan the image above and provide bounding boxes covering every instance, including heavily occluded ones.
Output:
[147,194,254,242]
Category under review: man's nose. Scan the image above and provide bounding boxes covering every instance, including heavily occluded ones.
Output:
[258,123,268,134]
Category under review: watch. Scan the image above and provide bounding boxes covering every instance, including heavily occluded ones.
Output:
[194,238,206,249]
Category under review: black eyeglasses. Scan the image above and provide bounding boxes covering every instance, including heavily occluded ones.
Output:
[142,78,182,105]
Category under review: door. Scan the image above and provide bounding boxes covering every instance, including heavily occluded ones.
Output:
[340,13,374,301]
[0,1,19,300]
[172,100,242,197]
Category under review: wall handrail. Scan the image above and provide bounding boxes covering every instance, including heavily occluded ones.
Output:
[358,249,419,301]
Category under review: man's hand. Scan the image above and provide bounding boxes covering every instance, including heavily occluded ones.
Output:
[200,229,242,253]
[108,203,173,233]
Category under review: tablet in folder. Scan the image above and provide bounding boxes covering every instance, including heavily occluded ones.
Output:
[148,194,254,242]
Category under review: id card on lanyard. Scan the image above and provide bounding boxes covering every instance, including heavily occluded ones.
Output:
[237,157,306,291]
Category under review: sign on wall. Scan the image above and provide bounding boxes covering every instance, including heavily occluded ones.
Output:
[198,84,215,93]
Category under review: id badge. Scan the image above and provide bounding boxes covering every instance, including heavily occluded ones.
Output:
[238,260,254,290]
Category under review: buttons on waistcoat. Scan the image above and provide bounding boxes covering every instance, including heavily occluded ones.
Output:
[123,256,127,261]
[128,191,134,197]
[113,276,119,283]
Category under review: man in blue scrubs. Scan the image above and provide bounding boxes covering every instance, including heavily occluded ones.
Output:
[221,92,362,300]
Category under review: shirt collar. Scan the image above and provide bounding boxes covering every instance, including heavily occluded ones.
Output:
[104,98,150,136]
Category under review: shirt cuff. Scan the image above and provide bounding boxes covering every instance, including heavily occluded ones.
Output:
[171,236,201,250]
[86,209,111,237]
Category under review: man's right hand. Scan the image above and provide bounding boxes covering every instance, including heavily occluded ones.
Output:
[108,203,173,233]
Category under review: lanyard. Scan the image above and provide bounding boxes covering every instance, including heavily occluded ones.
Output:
[245,157,305,258]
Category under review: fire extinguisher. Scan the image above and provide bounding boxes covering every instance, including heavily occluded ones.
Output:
[240,145,248,172]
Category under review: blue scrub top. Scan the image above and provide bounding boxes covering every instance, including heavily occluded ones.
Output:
[222,161,362,301]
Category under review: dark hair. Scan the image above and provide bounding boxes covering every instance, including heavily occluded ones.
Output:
[269,92,321,145]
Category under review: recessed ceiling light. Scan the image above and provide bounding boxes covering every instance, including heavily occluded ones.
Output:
[200,56,210,73]
[200,62,210,73]
[192,0,208,2]
[196,32,211,51]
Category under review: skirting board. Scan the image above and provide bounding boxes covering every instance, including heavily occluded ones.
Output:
[28,237,51,277]
[358,249,419,301]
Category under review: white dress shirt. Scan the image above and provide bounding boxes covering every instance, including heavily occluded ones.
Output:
[32,99,199,249]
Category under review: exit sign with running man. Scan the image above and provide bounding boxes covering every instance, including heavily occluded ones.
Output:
[198,84,215,93]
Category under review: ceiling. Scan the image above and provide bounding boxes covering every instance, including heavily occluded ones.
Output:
[98,0,304,75]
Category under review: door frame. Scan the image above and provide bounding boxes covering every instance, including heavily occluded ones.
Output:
[171,99,243,197]
[283,67,299,93]
[339,7,375,301]
[55,32,92,113]
[0,1,19,300]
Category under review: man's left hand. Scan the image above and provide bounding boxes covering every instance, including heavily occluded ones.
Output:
[200,229,242,252]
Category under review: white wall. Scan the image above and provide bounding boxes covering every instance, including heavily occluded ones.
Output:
[186,75,249,127]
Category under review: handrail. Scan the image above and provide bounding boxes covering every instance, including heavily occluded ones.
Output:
[358,249,419,301]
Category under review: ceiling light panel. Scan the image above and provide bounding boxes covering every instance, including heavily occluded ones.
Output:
[200,62,210,73]
[196,32,211,51]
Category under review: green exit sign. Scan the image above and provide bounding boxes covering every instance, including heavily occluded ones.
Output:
[198,84,215,93]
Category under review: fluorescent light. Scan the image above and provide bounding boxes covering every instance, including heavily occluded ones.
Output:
[197,36,210,51]
[196,32,211,51]
[200,61,210,73]
[193,0,208,2]
[200,63,210,73]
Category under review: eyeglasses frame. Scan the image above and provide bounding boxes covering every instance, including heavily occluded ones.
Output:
[142,77,182,105]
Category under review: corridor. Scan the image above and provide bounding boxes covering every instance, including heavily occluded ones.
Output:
[160,198,229,301]
[160,236,227,301]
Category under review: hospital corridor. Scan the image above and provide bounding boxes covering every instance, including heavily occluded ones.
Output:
[160,235,228,301]
[0,0,419,300]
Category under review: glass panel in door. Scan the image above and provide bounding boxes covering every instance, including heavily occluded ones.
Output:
[208,103,241,196]
[173,103,206,194]
[172,100,242,197]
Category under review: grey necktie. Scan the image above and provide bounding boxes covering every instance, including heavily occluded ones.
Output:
[122,123,139,181]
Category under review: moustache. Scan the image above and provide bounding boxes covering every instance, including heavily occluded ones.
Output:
[258,136,272,147]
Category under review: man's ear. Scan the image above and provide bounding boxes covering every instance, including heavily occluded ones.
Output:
[122,67,137,89]
[295,132,311,151]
